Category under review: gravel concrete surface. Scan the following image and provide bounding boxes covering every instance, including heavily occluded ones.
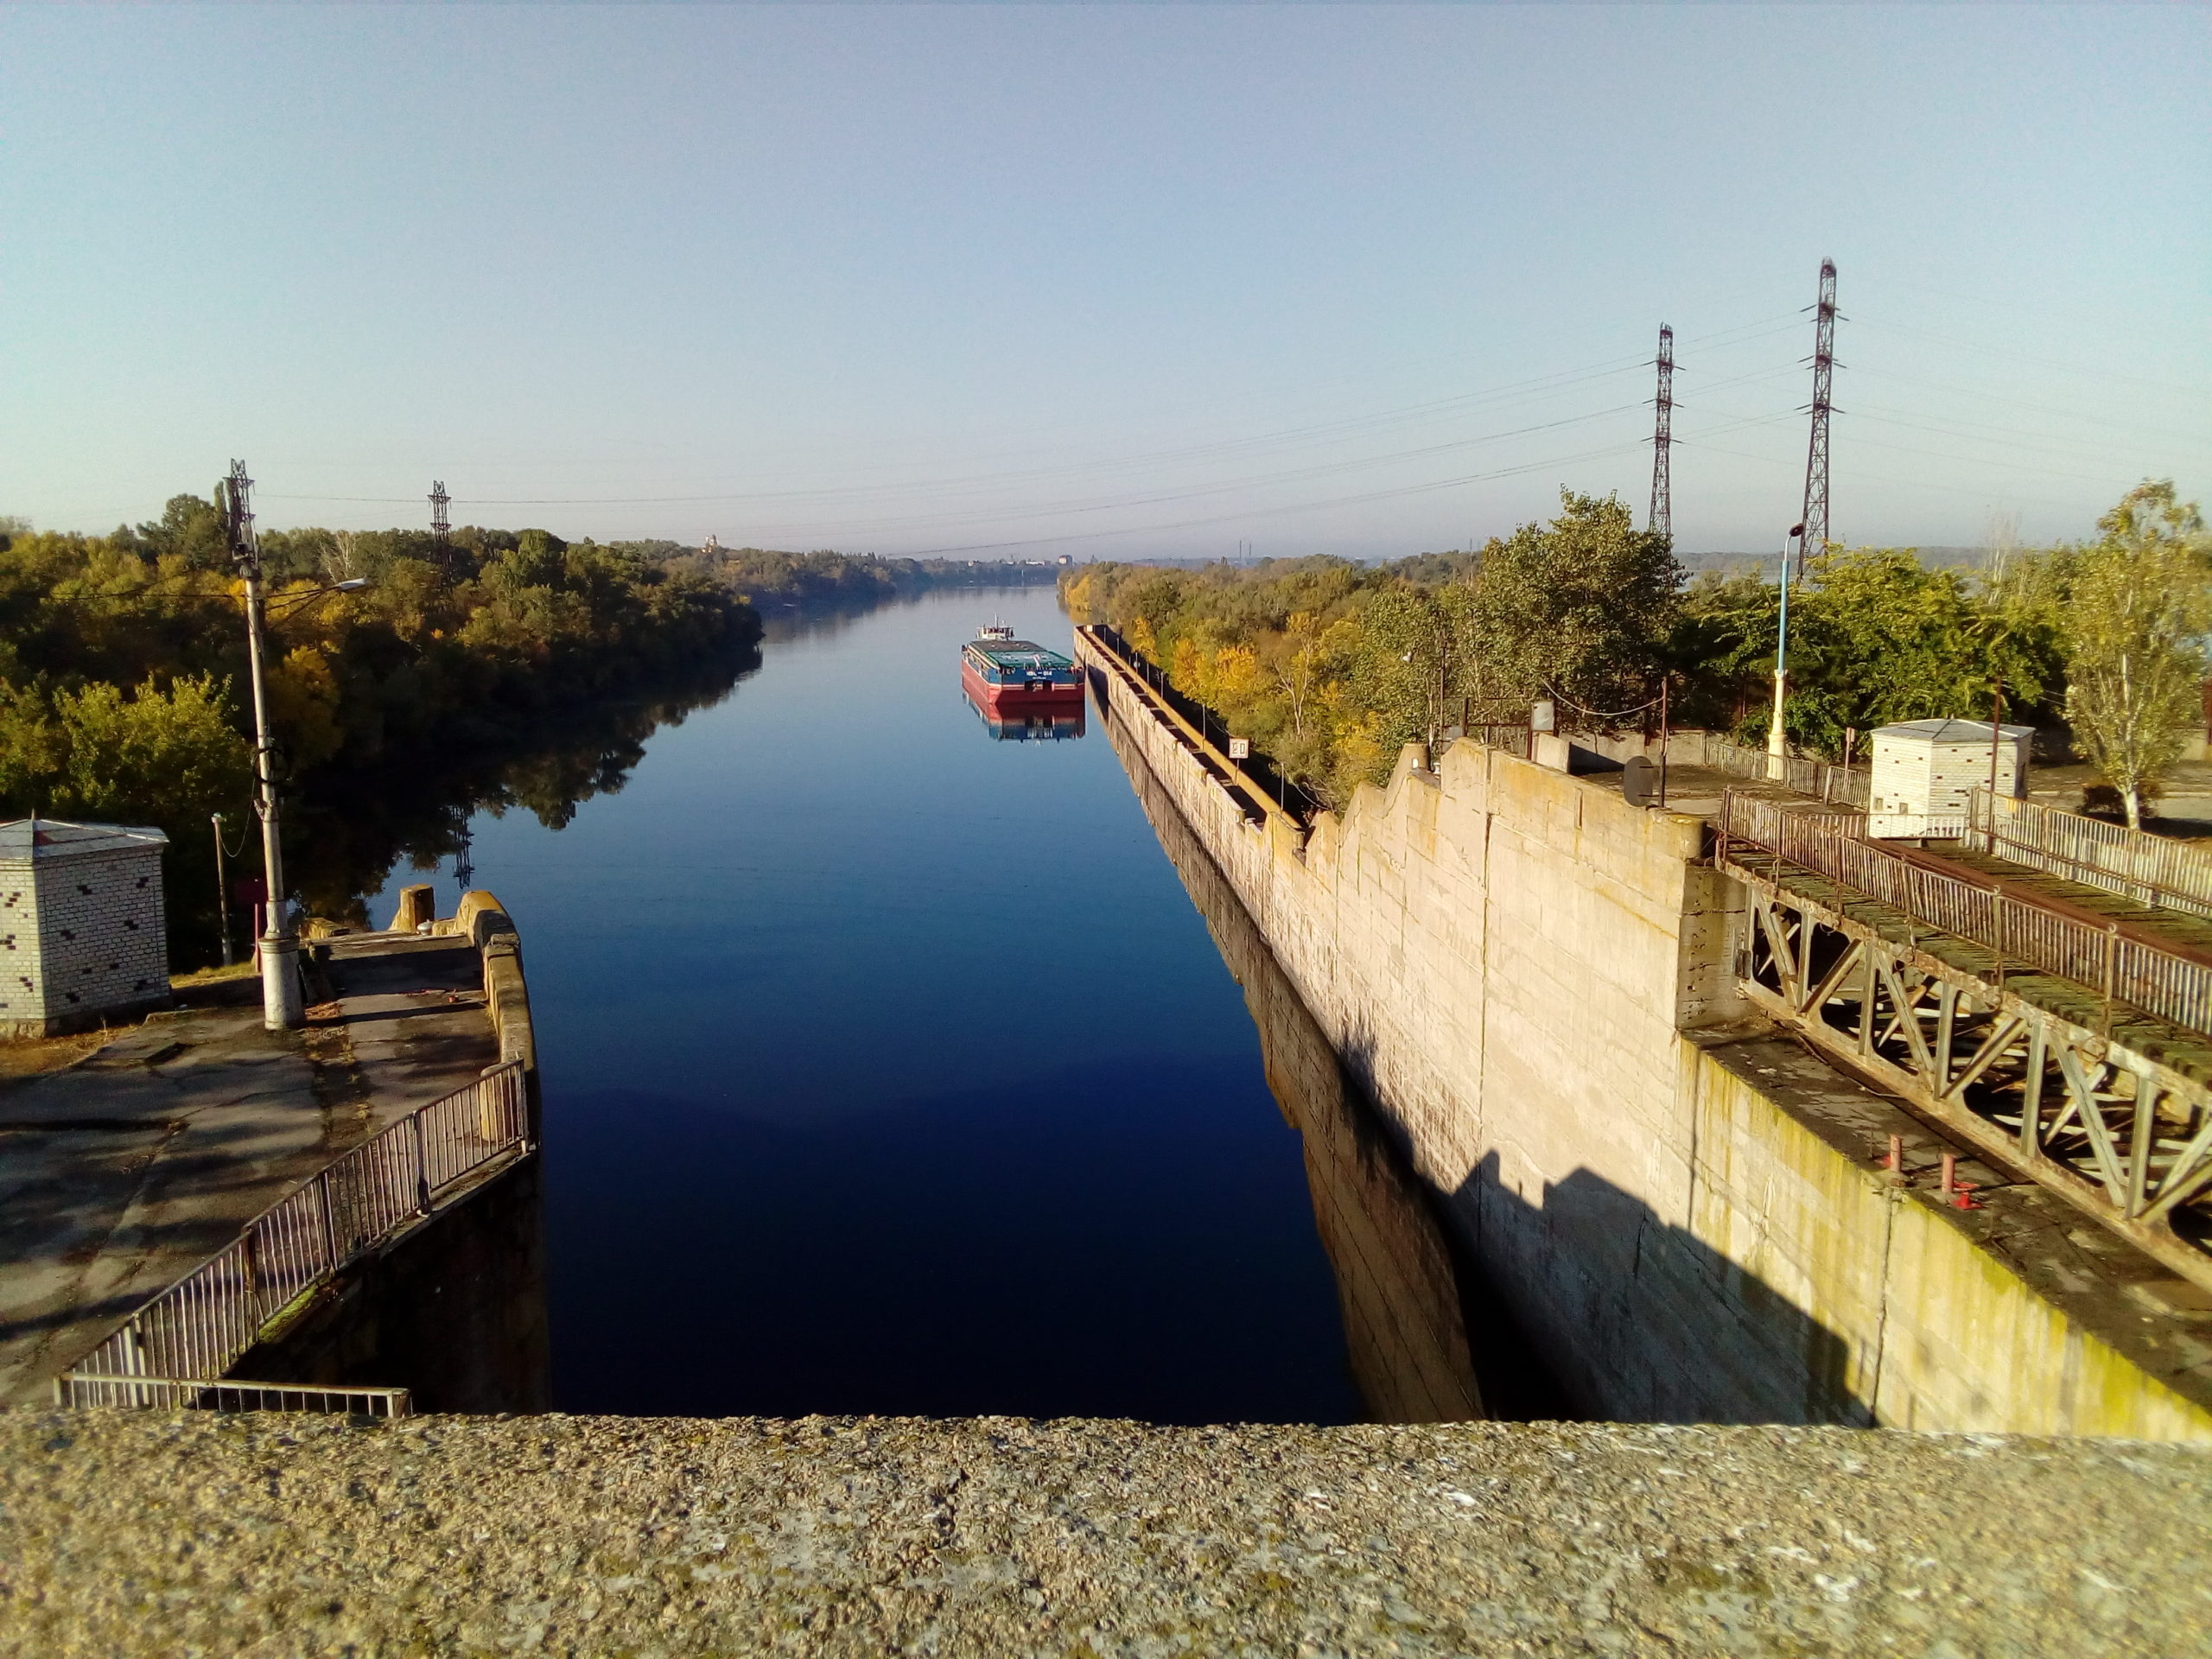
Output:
[3,1410,2209,1656]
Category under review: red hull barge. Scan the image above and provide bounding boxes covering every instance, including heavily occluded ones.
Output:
[961,658,1083,708]
[961,626,1084,706]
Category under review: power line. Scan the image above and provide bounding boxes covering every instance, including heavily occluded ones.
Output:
[674,404,1650,542]
[1851,317,2209,398]
[257,319,1814,513]
[881,435,1659,557]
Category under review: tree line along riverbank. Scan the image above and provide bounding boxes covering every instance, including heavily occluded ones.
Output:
[1060,481,2209,826]
[0,494,762,963]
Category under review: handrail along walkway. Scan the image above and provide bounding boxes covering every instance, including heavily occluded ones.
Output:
[1969,789,2212,921]
[65,1059,531,1395]
[1720,791,2212,1039]
[1075,624,1305,835]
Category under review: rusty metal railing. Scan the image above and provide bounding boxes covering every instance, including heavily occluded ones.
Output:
[64,1060,528,1392]
[1076,625,1306,831]
[1968,789,2212,921]
[1720,791,2212,1038]
[1703,734,1870,807]
[54,1373,411,1417]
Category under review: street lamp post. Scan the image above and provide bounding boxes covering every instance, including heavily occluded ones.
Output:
[1766,523,1804,783]
[221,461,303,1031]
[219,466,370,1032]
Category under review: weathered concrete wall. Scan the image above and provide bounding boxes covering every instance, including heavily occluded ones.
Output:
[445,889,538,1085]
[6,1409,2207,1657]
[1079,633,2212,1437]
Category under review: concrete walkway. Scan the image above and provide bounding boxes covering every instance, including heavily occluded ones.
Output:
[0,935,499,1404]
[3,1410,2207,1656]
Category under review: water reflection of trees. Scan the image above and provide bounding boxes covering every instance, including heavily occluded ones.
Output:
[291,649,759,926]
[1106,699,1567,1422]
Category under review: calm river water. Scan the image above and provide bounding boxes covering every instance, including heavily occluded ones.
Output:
[367,587,1368,1422]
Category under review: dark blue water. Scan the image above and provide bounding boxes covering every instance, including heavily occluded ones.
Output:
[370,588,1361,1422]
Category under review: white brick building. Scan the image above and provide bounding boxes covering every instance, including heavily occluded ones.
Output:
[0,817,169,1039]
[1866,719,2034,840]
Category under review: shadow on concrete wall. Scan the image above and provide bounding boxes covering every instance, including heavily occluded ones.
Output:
[1456,1154,1870,1427]
[231,1155,551,1414]
[1117,713,1568,1423]
[1109,695,1872,1428]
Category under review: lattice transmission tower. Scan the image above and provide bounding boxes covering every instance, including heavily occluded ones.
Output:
[1797,259,1837,573]
[429,480,450,544]
[1649,324,1674,540]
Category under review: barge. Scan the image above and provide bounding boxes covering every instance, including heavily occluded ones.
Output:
[960,623,1084,708]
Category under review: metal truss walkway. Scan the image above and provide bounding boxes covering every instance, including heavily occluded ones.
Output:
[1716,791,2212,1292]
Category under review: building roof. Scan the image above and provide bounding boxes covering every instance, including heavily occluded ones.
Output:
[1872,719,2037,746]
[0,817,168,861]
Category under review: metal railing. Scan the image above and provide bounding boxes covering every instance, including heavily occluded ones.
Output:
[66,1061,529,1390]
[1077,625,1307,829]
[54,1373,411,1417]
[1704,734,1870,807]
[1720,791,2212,1038]
[1968,789,2212,920]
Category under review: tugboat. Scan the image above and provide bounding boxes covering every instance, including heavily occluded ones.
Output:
[960,621,1084,708]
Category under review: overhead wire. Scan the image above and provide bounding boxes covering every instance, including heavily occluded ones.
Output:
[653,402,1651,543]
[219,302,2183,553]
[1680,439,2088,513]
[1850,318,2209,398]
[259,317,1812,512]
[1855,365,2212,445]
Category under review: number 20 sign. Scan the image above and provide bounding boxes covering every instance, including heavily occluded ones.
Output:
[1227,738,1250,760]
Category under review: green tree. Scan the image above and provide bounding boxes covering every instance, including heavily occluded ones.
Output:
[1346,583,1478,753]
[1465,490,1678,723]
[50,675,252,828]
[2063,481,2211,829]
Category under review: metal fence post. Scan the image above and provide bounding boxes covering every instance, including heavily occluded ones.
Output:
[410,1111,431,1216]
[2102,924,2119,1039]
[316,1170,339,1270]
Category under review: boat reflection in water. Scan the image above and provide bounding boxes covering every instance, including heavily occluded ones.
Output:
[963,678,1087,741]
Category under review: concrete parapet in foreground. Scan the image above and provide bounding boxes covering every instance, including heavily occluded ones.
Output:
[2,1409,2205,1656]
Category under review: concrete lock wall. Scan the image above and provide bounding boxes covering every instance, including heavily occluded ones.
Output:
[1076,633,2212,1439]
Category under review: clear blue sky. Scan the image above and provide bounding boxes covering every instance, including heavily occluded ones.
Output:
[5,4,2206,559]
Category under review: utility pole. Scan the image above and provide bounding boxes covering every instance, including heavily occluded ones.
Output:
[1797,259,1838,575]
[1649,323,1673,541]
[212,813,233,968]
[221,461,304,1032]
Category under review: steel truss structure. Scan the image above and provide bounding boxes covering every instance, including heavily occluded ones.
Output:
[1725,864,2212,1290]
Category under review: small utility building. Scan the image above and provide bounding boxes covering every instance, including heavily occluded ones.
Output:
[1866,719,2034,840]
[0,817,169,1038]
